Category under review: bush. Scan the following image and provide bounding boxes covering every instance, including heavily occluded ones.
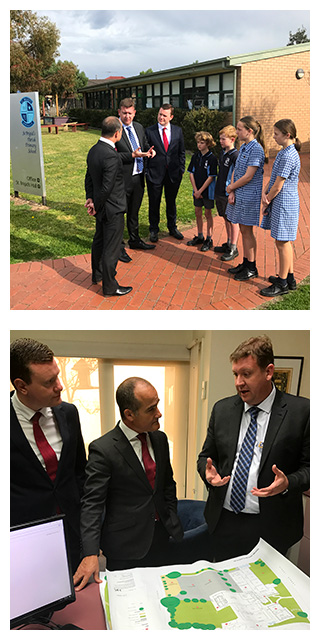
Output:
[182,107,229,154]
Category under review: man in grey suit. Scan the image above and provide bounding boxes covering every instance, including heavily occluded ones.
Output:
[197,335,309,561]
[85,116,132,296]
[116,97,156,260]
[73,377,183,591]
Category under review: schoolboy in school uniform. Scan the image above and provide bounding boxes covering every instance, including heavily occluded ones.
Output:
[214,126,239,261]
[187,132,218,252]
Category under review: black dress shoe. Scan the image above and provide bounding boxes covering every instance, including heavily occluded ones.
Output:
[150,232,158,243]
[119,248,132,263]
[269,275,296,290]
[92,276,102,285]
[234,265,258,281]
[221,247,239,262]
[169,229,184,240]
[228,262,245,274]
[214,242,229,253]
[187,235,204,246]
[260,281,289,297]
[129,239,155,250]
[104,286,133,297]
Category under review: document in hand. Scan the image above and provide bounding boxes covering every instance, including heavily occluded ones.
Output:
[99,539,310,630]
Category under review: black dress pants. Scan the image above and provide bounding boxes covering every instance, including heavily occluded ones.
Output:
[126,173,145,243]
[91,211,124,295]
[147,171,182,233]
[106,520,170,571]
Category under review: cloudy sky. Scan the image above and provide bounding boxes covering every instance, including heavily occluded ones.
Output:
[35,7,310,80]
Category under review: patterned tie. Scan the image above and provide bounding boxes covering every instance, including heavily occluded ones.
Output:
[230,407,260,514]
[32,411,58,482]
[137,433,156,489]
[162,127,169,152]
[126,126,144,172]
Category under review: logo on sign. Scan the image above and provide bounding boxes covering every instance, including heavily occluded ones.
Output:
[20,96,34,128]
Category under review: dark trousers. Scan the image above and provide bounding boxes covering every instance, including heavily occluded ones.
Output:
[91,212,124,295]
[147,172,182,233]
[211,508,289,562]
[106,520,170,571]
[126,173,145,244]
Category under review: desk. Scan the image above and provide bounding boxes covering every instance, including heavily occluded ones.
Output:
[15,582,107,630]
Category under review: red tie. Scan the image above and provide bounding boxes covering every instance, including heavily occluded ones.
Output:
[32,411,58,482]
[138,433,156,489]
[162,127,169,152]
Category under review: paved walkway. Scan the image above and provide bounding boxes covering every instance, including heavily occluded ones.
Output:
[10,154,309,311]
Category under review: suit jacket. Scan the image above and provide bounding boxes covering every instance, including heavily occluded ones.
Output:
[115,121,150,191]
[10,397,87,547]
[145,123,185,184]
[80,424,183,560]
[85,140,126,222]
[197,390,310,550]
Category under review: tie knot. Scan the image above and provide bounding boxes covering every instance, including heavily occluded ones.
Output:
[32,411,42,423]
[248,406,260,420]
[137,432,147,443]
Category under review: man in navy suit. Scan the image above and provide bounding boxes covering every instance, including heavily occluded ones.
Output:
[145,104,185,242]
[10,338,87,572]
[73,377,183,590]
[116,98,156,260]
[197,335,310,562]
[85,116,132,297]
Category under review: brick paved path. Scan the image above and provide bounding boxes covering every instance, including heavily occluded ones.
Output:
[10,154,309,311]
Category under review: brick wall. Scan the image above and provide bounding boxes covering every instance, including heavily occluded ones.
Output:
[235,51,310,155]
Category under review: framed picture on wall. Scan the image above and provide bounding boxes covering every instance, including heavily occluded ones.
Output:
[273,357,304,396]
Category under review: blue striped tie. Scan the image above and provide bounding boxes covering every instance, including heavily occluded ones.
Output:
[126,126,144,173]
[230,406,260,514]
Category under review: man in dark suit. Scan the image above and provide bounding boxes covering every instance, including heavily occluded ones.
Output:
[10,338,87,572]
[145,104,185,242]
[197,335,309,561]
[73,377,183,590]
[116,98,156,260]
[85,116,132,297]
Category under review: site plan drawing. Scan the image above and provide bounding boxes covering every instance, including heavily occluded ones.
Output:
[99,539,310,630]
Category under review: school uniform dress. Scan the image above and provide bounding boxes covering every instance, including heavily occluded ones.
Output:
[226,139,265,226]
[260,145,300,241]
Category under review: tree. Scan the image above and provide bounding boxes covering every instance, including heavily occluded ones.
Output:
[287,26,310,46]
[139,68,153,75]
[10,10,60,92]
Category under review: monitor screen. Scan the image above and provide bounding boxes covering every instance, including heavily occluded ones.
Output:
[10,515,75,628]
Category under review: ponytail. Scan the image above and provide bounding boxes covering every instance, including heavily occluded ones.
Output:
[240,116,268,163]
[274,119,301,153]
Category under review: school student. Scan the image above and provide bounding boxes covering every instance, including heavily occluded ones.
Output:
[187,132,218,252]
[259,119,301,296]
[226,116,268,281]
[214,125,239,261]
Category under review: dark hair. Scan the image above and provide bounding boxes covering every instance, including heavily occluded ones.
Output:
[230,335,274,369]
[274,119,301,152]
[119,97,135,109]
[10,338,54,387]
[101,116,122,138]
[116,377,150,420]
[240,116,269,163]
[161,103,174,115]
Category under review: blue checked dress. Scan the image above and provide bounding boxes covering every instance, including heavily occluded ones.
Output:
[226,138,265,226]
[260,144,300,241]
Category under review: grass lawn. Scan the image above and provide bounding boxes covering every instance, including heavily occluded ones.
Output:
[10,128,196,264]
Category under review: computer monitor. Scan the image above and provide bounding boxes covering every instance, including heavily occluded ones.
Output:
[10,515,76,629]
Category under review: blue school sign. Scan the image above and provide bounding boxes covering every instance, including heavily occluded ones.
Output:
[10,92,46,202]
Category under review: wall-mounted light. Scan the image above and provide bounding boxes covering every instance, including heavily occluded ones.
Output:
[296,69,305,80]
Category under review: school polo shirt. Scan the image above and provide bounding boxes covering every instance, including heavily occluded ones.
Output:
[187,150,218,199]
[215,148,239,197]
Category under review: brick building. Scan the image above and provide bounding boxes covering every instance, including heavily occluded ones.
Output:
[80,42,310,154]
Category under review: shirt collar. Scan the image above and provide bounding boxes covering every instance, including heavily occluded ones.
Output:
[158,122,171,133]
[119,418,142,442]
[99,136,115,148]
[245,383,276,414]
[11,390,52,421]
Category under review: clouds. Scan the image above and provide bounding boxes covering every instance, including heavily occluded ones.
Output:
[35,10,310,79]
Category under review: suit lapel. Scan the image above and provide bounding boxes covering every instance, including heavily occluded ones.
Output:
[225,396,244,471]
[52,405,69,483]
[259,390,287,473]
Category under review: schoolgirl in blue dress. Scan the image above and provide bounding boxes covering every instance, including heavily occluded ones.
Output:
[260,119,301,297]
[225,116,268,281]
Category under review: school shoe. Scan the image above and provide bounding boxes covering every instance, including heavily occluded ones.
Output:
[228,262,245,274]
[187,235,204,246]
[260,280,289,297]
[214,242,229,253]
[221,246,239,261]
[268,275,297,290]
[234,265,258,281]
[200,238,213,252]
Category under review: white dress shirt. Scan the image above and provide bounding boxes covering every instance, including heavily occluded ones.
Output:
[99,136,115,148]
[224,384,276,514]
[158,122,171,146]
[123,125,142,175]
[11,391,63,469]
[118,419,155,469]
